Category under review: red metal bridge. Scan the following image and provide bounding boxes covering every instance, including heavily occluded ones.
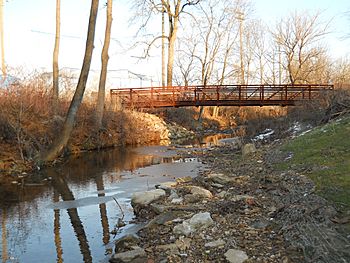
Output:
[110,84,333,109]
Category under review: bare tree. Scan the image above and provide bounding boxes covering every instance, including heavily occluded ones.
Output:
[272,11,330,84]
[52,0,60,113]
[251,20,268,84]
[38,0,100,162]
[96,0,113,128]
[133,0,200,87]
[175,41,197,86]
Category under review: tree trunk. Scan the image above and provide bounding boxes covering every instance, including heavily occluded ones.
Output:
[96,0,112,128]
[161,7,166,87]
[38,0,99,162]
[52,0,60,113]
[0,0,6,80]
[167,15,179,87]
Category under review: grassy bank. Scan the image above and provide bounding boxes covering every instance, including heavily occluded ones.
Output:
[275,115,350,212]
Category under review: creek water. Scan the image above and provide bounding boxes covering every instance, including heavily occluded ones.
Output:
[0,134,231,263]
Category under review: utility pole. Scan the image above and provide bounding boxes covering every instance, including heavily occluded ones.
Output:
[0,0,6,80]
[161,5,166,88]
[237,11,245,85]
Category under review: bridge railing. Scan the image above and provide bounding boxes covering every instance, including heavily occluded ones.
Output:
[110,84,333,109]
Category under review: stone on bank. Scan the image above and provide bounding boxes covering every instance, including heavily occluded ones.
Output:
[173,212,214,236]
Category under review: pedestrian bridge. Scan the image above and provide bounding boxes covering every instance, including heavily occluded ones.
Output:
[110,84,333,109]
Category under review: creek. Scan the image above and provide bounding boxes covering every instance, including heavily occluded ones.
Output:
[0,134,231,263]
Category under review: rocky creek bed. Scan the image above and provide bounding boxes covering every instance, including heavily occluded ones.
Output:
[109,141,350,263]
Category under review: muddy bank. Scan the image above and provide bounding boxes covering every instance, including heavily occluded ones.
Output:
[110,141,350,263]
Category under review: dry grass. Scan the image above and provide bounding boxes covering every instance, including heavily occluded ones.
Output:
[0,76,170,174]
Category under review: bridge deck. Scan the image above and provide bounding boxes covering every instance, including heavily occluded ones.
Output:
[110,84,333,109]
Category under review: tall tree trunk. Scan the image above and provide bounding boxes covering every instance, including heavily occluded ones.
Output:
[96,0,112,128]
[239,14,245,85]
[38,0,99,162]
[161,7,166,87]
[167,15,179,87]
[52,0,60,113]
[0,0,6,80]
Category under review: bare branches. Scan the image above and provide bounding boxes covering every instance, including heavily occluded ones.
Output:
[272,11,330,84]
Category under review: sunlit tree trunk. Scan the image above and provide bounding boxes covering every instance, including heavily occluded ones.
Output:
[39,0,99,162]
[96,0,112,128]
[161,7,166,87]
[166,9,179,87]
[52,0,60,113]
[0,0,6,80]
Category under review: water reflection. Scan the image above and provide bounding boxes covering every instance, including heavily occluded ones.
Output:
[51,175,92,263]
[94,174,110,245]
[2,207,8,262]
[0,145,204,262]
[53,191,63,263]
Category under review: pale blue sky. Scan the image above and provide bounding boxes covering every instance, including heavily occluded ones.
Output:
[3,0,350,86]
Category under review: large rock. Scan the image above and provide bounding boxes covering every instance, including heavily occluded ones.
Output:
[242,143,256,157]
[110,247,147,263]
[224,249,248,263]
[114,234,140,253]
[131,189,166,216]
[131,189,166,207]
[207,173,234,185]
[189,186,213,199]
[173,212,214,236]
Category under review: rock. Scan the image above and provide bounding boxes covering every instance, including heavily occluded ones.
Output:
[224,249,249,263]
[173,221,193,236]
[219,137,242,149]
[171,198,183,204]
[189,212,214,228]
[176,176,192,184]
[250,218,269,229]
[110,247,147,263]
[242,143,256,157]
[207,173,234,185]
[131,189,166,207]
[114,235,140,253]
[168,189,180,201]
[183,194,202,203]
[146,211,186,228]
[204,239,226,248]
[173,212,214,236]
[156,181,177,190]
[150,203,167,214]
[189,186,213,199]
[217,191,227,198]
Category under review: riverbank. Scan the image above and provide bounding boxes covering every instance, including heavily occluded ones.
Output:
[110,115,350,263]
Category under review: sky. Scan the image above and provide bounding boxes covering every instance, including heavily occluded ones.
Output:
[2,0,350,88]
